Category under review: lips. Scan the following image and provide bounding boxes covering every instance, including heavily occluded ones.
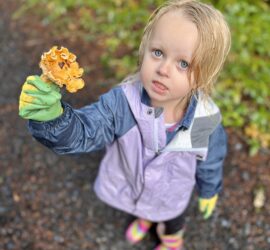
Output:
[152,80,168,95]
[153,80,167,89]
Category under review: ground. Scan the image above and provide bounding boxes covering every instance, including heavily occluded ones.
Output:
[0,1,269,250]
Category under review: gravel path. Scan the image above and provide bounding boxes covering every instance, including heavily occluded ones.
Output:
[0,1,269,250]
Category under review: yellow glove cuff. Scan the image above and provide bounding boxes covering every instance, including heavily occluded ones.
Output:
[199,194,218,219]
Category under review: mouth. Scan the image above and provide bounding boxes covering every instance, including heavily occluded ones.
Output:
[152,80,168,95]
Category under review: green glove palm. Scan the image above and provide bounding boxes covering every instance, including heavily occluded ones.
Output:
[199,194,218,219]
[19,75,63,121]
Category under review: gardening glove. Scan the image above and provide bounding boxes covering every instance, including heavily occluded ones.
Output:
[199,194,218,219]
[19,75,63,121]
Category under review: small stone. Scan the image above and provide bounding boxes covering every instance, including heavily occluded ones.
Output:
[6,241,15,250]
[229,237,239,249]
[234,143,243,151]
[221,219,231,228]
[96,236,107,244]
[54,235,65,243]
[244,223,251,236]
[13,193,20,202]
[241,171,250,181]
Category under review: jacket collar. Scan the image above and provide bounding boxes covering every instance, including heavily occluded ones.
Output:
[141,88,197,131]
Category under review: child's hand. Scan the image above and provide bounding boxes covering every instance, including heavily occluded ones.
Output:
[198,194,218,219]
[19,75,63,121]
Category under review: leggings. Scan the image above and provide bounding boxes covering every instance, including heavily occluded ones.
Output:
[129,211,186,235]
[163,211,186,234]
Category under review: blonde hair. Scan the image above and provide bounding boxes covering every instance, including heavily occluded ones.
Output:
[138,0,231,97]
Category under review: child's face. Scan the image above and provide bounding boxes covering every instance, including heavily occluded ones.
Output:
[140,11,198,109]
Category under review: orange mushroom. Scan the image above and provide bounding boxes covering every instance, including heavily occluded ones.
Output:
[39,46,85,93]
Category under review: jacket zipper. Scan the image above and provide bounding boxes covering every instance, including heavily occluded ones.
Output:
[154,117,159,154]
[134,113,159,208]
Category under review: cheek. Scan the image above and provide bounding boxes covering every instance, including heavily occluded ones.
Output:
[177,71,195,92]
[175,83,189,95]
[140,59,151,83]
[174,75,193,95]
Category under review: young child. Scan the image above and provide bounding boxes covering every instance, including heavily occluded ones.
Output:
[19,0,231,249]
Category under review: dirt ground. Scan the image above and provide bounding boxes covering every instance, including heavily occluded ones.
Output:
[0,1,269,250]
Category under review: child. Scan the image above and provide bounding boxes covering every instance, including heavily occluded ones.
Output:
[19,0,231,249]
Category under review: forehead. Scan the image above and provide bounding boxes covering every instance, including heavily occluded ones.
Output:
[150,11,198,59]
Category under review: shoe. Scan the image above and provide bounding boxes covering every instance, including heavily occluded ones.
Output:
[154,223,184,250]
[125,218,152,244]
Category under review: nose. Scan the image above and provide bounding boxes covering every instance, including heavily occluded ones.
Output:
[157,60,170,77]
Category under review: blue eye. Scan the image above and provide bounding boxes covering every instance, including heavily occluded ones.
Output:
[179,60,189,70]
[152,49,163,57]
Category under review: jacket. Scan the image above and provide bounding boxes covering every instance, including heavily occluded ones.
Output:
[28,74,227,221]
